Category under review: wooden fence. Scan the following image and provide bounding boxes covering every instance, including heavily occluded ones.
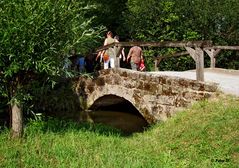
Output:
[96,41,239,82]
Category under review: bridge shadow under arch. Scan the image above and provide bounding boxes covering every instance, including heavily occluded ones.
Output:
[88,94,149,134]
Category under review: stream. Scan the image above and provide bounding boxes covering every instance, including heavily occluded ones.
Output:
[87,110,149,134]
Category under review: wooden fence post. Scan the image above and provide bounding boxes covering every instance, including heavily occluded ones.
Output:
[185,47,204,82]
[154,57,163,71]
[154,60,158,71]
[204,49,221,68]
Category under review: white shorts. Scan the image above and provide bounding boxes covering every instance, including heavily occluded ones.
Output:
[104,58,115,69]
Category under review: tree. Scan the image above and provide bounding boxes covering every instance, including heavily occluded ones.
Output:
[173,0,239,68]
[81,0,128,38]
[122,0,190,70]
[0,0,103,138]
[121,0,239,70]
[174,0,239,45]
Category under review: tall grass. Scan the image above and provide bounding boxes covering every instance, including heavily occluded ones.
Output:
[0,95,238,168]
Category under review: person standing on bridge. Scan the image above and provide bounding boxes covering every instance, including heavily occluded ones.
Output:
[127,46,143,71]
[104,31,116,69]
[114,35,126,67]
[114,35,126,61]
[77,54,86,73]
[96,31,116,69]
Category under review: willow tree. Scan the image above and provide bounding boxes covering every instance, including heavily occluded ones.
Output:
[0,0,103,138]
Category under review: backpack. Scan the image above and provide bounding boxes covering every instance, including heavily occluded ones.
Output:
[103,53,109,62]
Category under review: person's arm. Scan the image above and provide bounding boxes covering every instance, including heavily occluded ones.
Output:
[140,49,143,59]
[96,50,105,61]
[103,38,107,46]
[95,51,101,61]
[96,38,107,61]
[122,48,126,61]
[127,48,132,63]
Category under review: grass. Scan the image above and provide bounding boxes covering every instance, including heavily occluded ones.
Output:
[0,95,239,168]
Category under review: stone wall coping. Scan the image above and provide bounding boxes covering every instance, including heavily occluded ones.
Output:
[97,68,218,89]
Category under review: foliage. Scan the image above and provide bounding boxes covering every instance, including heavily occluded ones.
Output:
[122,0,196,71]
[174,0,239,45]
[0,0,104,108]
[83,0,128,38]
[0,95,238,167]
[121,0,239,70]
[124,0,180,41]
[27,79,83,119]
[173,0,239,70]
[0,0,105,137]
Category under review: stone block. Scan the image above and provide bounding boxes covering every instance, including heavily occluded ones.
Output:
[158,76,167,84]
[204,83,218,92]
[156,95,175,106]
[178,78,190,87]
[95,77,105,86]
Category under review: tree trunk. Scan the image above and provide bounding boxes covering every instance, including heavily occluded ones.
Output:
[11,102,23,138]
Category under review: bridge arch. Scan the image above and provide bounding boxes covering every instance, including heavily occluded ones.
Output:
[89,94,145,118]
[86,85,156,124]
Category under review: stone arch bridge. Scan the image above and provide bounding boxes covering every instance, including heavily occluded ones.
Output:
[74,68,218,124]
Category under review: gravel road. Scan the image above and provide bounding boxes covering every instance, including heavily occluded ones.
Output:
[150,68,239,97]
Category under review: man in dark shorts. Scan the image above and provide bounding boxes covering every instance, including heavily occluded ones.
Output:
[127,46,143,71]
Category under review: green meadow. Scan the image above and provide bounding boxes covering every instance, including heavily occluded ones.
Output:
[0,95,238,168]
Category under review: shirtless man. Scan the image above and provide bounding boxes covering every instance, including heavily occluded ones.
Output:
[127,46,143,71]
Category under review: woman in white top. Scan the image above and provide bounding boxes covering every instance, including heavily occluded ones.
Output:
[103,31,116,69]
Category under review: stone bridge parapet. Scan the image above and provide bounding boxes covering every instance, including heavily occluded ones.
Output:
[74,68,218,124]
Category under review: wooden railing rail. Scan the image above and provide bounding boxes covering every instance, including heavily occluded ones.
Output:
[96,41,213,52]
[95,40,238,82]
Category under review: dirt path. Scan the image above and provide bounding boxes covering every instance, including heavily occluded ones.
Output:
[150,68,239,97]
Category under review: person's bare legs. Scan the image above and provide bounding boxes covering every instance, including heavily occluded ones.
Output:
[104,60,109,69]
[130,62,138,71]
